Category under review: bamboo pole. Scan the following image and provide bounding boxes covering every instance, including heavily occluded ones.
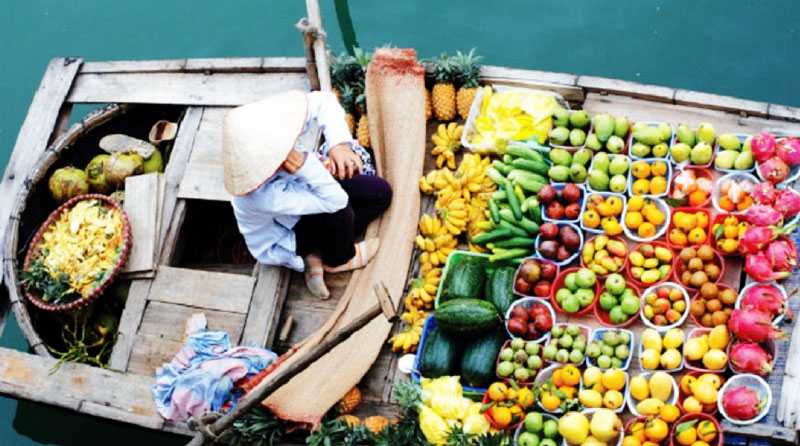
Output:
[305,0,331,92]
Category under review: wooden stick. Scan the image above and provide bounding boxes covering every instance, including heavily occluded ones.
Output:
[185,283,394,445]
[305,0,331,91]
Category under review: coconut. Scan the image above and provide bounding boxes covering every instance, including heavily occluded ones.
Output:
[84,154,113,194]
[104,152,144,186]
[142,148,164,174]
[108,190,125,205]
[48,166,89,203]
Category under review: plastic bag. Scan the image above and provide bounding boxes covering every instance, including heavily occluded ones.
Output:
[472,87,558,152]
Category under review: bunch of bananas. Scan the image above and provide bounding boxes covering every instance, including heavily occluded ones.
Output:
[416,214,457,269]
[419,168,458,196]
[435,194,468,235]
[389,309,427,353]
[404,267,441,310]
[430,122,464,169]
[455,153,494,201]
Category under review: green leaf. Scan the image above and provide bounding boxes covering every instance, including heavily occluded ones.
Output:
[664,196,689,207]
[714,222,725,240]
[675,418,698,434]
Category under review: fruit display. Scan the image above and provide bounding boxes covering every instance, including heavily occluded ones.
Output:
[728,306,785,344]
[628,159,671,197]
[505,298,555,342]
[516,412,561,446]
[587,153,630,193]
[578,367,628,412]
[684,326,731,372]
[549,108,591,150]
[483,380,535,430]
[673,245,723,290]
[551,268,598,314]
[581,193,626,235]
[586,329,633,370]
[741,229,797,282]
[667,208,711,248]
[669,168,714,207]
[547,147,593,184]
[622,411,679,446]
[671,413,722,446]
[670,123,717,167]
[753,133,800,185]
[639,327,685,371]
[626,241,673,286]
[595,275,640,327]
[736,282,789,323]
[712,173,756,213]
[640,284,689,330]
[715,133,755,172]
[536,364,582,413]
[622,196,669,241]
[497,338,545,384]
[542,323,590,365]
[690,282,736,328]
[536,222,582,265]
[720,376,770,424]
[627,371,677,416]
[711,214,748,255]
[678,372,725,414]
[588,113,630,154]
[580,235,627,276]
[745,181,800,227]
[629,122,673,159]
[538,183,584,223]
[514,258,559,298]
[411,376,492,442]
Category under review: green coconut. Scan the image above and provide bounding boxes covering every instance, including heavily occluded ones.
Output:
[48,166,89,203]
[104,152,144,187]
[108,190,125,205]
[85,154,113,194]
[142,148,164,174]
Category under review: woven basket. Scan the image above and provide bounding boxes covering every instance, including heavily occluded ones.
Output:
[22,194,131,312]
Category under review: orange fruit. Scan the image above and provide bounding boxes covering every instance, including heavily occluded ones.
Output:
[540,390,562,411]
[688,227,707,244]
[583,209,601,228]
[491,406,512,429]
[660,403,680,422]
[488,382,507,401]
[737,195,753,211]
[696,420,718,442]
[669,228,688,246]
[558,385,577,399]
[695,212,709,229]
[622,436,642,446]
[561,366,581,386]
[644,418,669,442]
[718,195,735,212]
[552,369,566,387]
[517,387,535,408]
[652,161,668,177]
[688,190,707,207]
[630,421,647,442]
[626,211,644,230]
[638,222,657,238]
[607,196,624,215]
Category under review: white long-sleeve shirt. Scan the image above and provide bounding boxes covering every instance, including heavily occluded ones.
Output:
[231,91,356,271]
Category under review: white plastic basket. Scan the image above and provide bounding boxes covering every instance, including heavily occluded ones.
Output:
[625,371,679,417]
[736,281,789,324]
[712,172,759,215]
[639,282,690,332]
[621,196,671,242]
[717,373,772,425]
[627,122,673,161]
[625,158,673,198]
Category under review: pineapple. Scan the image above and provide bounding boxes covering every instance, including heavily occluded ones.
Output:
[362,415,389,435]
[339,85,357,136]
[424,89,432,121]
[329,52,362,95]
[355,92,370,148]
[337,414,360,427]
[453,49,483,120]
[338,386,362,414]
[430,54,458,121]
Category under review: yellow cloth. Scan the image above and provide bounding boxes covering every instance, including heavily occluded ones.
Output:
[472,87,558,151]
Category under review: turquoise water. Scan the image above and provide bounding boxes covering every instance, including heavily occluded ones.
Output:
[2,1,800,444]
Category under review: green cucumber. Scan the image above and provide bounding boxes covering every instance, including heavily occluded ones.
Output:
[488,198,500,224]
[505,180,522,220]
[441,257,486,302]
[508,169,549,185]
[420,327,462,378]
[461,330,507,388]
[491,190,507,201]
[492,160,513,176]
[503,154,514,165]
[434,298,501,337]
[507,145,545,163]
[492,237,536,249]
[512,158,550,176]
[486,266,516,314]
[497,221,529,238]
[489,248,530,262]
[526,197,542,224]
[498,209,540,235]
[486,168,506,186]
[470,227,513,245]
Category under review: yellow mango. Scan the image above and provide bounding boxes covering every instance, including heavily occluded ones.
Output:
[648,371,673,402]
[636,398,664,416]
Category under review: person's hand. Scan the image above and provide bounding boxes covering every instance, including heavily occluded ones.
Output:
[328,143,363,180]
[282,149,307,174]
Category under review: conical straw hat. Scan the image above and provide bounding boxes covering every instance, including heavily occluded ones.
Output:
[222,90,308,196]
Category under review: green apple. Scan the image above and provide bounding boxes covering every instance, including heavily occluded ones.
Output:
[631,142,651,158]
[575,288,596,307]
[604,273,626,295]
[670,142,691,163]
[599,291,617,311]
[564,272,578,292]
[525,412,544,433]
[561,295,580,313]
[542,420,559,439]
[608,155,630,175]
[609,174,627,193]
[518,432,540,446]
[575,268,597,288]
[609,306,628,324]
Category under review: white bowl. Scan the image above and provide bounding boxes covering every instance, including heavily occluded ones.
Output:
[717,373,772,425]
[535,222,583,266]
[621,196,671,242]
[578,191,627,235]
[639,282,690,332]
[578,370,629,414]
[711,172,759,215]
[736,281,789,324]
[505,297,557,344]
[626,371,679,417]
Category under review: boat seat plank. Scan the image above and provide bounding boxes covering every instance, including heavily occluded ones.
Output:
[123,173,160,273]
[67,72,311,106]
[127,334,184,376]
[188,107,230,165]
[241,264,291,348]
[108,279,152,371]
[138,301,246,343]
[177,162,228,202]
[79,57,306,74]
[146,266,255,314]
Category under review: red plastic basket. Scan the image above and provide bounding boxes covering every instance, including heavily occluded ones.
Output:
[668,167,715,208]
[550,267,599,316]
[665,207,713,250]
[688,283,737,328]
[676,371,725,416]
[672,245,725,292]
[579,234,629,279]
[593,284,641,328]
[669,413,723,446]
[22,194,131,313]
[625,241,674,289]
[623,416,668,446]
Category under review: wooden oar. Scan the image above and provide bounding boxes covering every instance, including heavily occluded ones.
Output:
[185,282,397,446]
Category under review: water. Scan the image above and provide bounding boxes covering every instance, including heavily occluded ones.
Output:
[2,1,800,444]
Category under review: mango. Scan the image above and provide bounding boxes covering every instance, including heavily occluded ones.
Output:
[676,123,696,146]
[636,398,664,416]
[553,107,570,127]
[708,325,730,350]
[633,126,663,145]
[570,110,590,128]
[657,264,672,279]
[629,251,644,266]
[600,257,618,272]
[549,127,570,146]
[630,375,650,401]
[582,243,596,264]
[657,123,672,141]
[697,123,716,145]
[606,135,626,153]
[632,122,648,133]
[630,266,644,279]
[654,246,672,262]
[607,240,626,257]
[702,349,728,371]
[641,329,662,351]
[614,116,630,138]
[718,133,741,151]
[573,148,592,166]
[594,235,609,249]
[734,150,754,170]
[548,165,569,182]
[642,258,660,269]
[660,349,682,370]
[641,349,661,370]
[641,269,661,283]
[549,148,572,166]
[690,381,718,405]
[663,328,684,349]
[579,389,603,408]
[570,128,587,147]
[592,113,615,142]
[684,336,708,361]
[590,264,609,275]
[586,133,602,151]
[648,371,673,402]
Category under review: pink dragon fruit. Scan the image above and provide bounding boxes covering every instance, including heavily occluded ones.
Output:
[776,137,800,167]
[741,283,787,318]
[722,385,764,420]
[728,307,786,342]
[745,204,784,227]
[745,253,792,282]
[751,131,777,163]
[729,342,774,376]
[774,188,800,219]
[739,224,795,254]
[751,181,777,205]
[759,156,790,184]
[765,237,798,272]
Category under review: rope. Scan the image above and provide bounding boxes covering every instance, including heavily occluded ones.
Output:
[295,18,326,40]
[188,416,221,442]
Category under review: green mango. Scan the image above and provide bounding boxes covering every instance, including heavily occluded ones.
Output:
[714,150,738,169]
[631,142,651,158]
[676,124,696,146]
[570,110,591,129]
[569,128,587,147]
[569,164,587,183]
[588,169,610,191]
[743,135,753,151]
[608,156,630,176]
[657,123,672,141]
[633,126,663,146]
[614,116,630,138]
[586,133,602,151]
[718,133,741,151]
[592,152,610,173]
[549,126,570,146]
[632,122,648,133]
[549,148,573,166]
[553,107,570,127]
[572,148,592,167]
[670,142,691,163]
[734,150,754,169]
[592,113,615,142]
[697,123,716,145]
[548,165,570,182]
[606,135,626,154]
[690,141,713,165]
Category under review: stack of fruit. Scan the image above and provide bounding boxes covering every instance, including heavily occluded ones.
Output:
[586,330,633,370]
[587,113,629,153]
[581,235,627,275]
[538,184,583,222]
[623,196,668,240]
[547,148,592,184]
[670,123,717,166]
[581,193,626,235]
[587,153,631,193]
[714,175,756,213]
[549,108,591,150]
[514,258,559,298]
[629,159,670,196]
[674,246,722,290]
[640,328,685,371]
[557,409,623,446]
[684,326,730,372]
[506,299,554,341]
[672,415,721,446]
[712,214,748,254]
[668,208,711,247]
[753,132,800,185]
[542,324,588,365]
[679,373,724,414]
[746,180,800,226]
[690,283,736,328]
[518,412,561,446]
[552,268,597,314]
[714,133,755,171]
[629,122,672,159]
[537,365,581,412]
[627,241,673,285]
[596,273,640,326]
[484,381,535,430]
[537,222,582,264]
[623,410,679,446]
[670,168,714,206]
[628,371,676,415]
[578,367,627,411]
[641,285,688,329]
[496,338,544,384]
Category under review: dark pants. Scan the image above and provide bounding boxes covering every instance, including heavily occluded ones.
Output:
[294,175,392,267]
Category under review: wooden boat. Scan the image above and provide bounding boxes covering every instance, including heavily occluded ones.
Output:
[2,43,800,446]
